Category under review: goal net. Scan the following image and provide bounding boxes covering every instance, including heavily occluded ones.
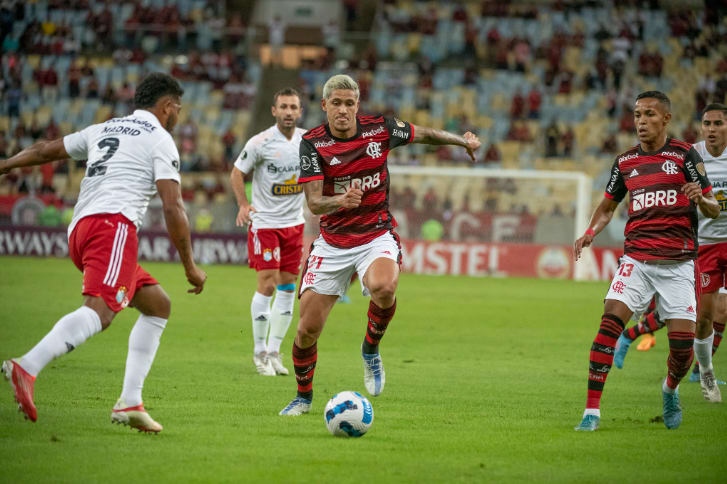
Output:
[386,165,596,280]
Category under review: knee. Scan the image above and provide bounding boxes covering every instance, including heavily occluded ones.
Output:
[156,292,172,319]
[369,281,397,303]
[296,324,320,346]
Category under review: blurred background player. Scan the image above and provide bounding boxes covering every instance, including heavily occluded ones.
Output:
[573,91,718,431]
[230,87,306,376]
[0,73,207,432]
[614,103,727,400]
[279,74,480,415]
[614,298,664,367]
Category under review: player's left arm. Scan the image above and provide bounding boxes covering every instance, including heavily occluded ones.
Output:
[411,125,481,162]
[683,148,719,219]
[0,138,69,175]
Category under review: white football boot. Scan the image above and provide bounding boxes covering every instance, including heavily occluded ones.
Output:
[253,351,275,376]
[701,369,723,403]
[267,352,289,375]
[111,398,163,433]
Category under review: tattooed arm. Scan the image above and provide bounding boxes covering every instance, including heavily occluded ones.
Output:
[411,125,481,161]
[303,179,363,215]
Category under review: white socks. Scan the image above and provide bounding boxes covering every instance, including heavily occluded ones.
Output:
[583,408,600,418]
[120,314,167,407]
[268,290,295,354]
[695,331,715,374]
[19,306,102,377]
[251,292,272,354]
[663,379,677,394]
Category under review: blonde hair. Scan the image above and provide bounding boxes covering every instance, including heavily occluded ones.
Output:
[322,74,359,100]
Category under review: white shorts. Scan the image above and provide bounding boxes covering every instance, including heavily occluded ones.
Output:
[299,232,401,298]
[605,255,697,322]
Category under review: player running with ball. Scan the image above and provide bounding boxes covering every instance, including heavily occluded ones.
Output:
[574,91,719,431]
[279,74,480,415]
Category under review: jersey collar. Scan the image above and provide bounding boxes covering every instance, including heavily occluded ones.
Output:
[132,109,163,130]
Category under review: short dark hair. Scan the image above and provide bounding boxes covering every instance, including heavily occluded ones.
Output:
[635,90,671,112]
[273,87,301,106]
[133,73,184,109]
[703,103,727,117]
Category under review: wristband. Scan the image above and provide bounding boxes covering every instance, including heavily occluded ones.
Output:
[585,228,595,237]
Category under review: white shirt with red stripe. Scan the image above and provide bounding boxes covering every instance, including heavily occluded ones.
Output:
[234,125,306,229]
[695,140,727,245]
[63,109,181,238]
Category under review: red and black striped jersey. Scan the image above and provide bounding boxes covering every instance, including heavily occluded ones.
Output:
[298,114,414,248]
[605,137,712,261]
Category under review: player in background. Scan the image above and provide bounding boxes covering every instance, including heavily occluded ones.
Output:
[613,103,727,399]
[573,91,719,431]
[0,73,207,432]
[614,299,663,361]
[230,88,306,376]
[279,74,480,415]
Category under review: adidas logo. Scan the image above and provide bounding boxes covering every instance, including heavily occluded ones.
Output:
[630,169,639,177]
[254,315,268,321]
[330,157,341,166]
[66,342,75,353]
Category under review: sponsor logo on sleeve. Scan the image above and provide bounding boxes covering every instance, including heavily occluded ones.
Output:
[392,129,409,140]
[394,117,405,127]
[300,156,312,171]
[241,150,248,160]
[172,159,180,171]
[696,162,706,176]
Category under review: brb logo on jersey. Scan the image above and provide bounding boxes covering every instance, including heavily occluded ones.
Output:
[333,173,382,194]
[661,160,678,175]
[631,189,677,211]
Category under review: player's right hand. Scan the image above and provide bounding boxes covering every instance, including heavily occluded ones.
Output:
[573,233,593,261]
[0,161,9,175]
[236,204,256,226]
[186,266,207,294]
[340,182,363,209]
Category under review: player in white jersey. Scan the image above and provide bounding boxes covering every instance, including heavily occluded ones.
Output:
[230,87,306,376]
[0,73,206,431]
[692,103,727,402]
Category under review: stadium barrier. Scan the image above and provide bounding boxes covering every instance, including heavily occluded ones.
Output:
[0,225,622,281]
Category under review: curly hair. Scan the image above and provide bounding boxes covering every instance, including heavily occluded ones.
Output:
[133,73,184,109]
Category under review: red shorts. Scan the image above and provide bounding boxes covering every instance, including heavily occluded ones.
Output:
[69,213,158,312]
[697,242,727,293]
[247,223,304,274]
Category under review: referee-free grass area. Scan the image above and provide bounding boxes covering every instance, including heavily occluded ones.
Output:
[1,256,725,483]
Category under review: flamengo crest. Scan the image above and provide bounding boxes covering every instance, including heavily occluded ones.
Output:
[661,160,678,175]
[366,141,383,159]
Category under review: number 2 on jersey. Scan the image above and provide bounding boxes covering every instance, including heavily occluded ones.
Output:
[87,137,120,177]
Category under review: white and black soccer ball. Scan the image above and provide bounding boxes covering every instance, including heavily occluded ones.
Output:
[324,391,374,437]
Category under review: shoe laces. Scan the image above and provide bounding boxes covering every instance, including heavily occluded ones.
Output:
[704,372,717,389]
[363,354,382,376]
[664,392,680,412]
[284,397,309,411]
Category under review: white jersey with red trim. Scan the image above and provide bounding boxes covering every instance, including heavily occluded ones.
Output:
[234,124,306,229]
[63,109,181,238]
[695,141,727,245]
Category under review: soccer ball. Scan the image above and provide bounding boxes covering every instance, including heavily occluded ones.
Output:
[324,391,374,437]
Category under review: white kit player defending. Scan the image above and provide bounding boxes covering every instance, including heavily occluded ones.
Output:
[0,73,206,431]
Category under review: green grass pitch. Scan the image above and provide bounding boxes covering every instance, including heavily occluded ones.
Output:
[1,256,726,483]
